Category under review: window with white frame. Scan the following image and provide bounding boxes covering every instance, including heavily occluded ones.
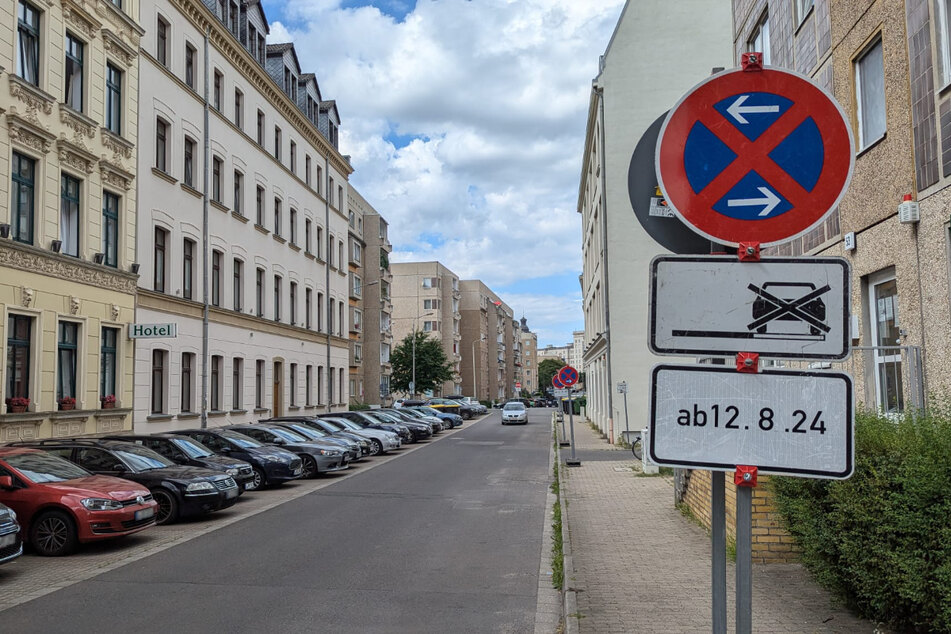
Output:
[423,299,440,310]
[935,0,951,86]
[747,12,770,65]
[794,0,814,24]
[423,321,439,332]
[855,37,886,149]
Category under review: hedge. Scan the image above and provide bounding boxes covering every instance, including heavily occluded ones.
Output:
[770,405,951,632]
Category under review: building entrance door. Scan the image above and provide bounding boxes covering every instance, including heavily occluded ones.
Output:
[272,361,283,417]
[868,272,903,413]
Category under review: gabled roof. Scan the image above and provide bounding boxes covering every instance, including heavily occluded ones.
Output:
[319,99,340,123]
[266,43,301,73]
[298,73,322,100]
[244,0,270,34]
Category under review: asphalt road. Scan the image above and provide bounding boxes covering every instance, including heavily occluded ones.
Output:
[0,409,553,633]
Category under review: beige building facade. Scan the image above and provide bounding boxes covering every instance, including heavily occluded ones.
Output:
[1,0,143,440]
[458,279,515,402]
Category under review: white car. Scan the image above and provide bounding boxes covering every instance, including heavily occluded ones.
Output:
[501,402,528,425]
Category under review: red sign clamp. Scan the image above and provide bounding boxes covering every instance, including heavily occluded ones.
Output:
[735,465,758,487]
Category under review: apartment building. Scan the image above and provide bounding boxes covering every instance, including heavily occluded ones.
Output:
[134,0,351,432]
[1,0,143,439]
[391,261,462,396]
[578,0,733,440]
[459,280,514,402]
[537,344,570,365]
[347,187,393,407]
[518,317,538,395]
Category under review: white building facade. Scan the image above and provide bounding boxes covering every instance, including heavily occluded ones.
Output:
[579,0,733,440]
[134,0,351,431]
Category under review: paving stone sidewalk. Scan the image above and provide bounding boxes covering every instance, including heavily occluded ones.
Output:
[561,421,878,634]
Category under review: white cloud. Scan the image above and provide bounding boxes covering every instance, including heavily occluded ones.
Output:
[266,0,625,345]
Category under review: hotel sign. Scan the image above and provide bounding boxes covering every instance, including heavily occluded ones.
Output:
[129,323,177,339]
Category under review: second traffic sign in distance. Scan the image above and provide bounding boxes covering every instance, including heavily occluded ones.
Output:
[649,364,854,479]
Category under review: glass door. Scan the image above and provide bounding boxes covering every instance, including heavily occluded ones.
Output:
[868,273,903,413]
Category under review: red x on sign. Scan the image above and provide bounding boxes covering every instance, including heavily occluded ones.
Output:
[656,67,854,247]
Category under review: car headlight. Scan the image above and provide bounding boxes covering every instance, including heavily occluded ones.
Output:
[263,454,285,463]
[81,498,123,511]
[185,481,215,493]
[318,449,340,456]
[3,508,15,521]
[226,468,240,476]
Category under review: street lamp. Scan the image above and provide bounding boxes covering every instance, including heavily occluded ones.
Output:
[411,311,435,398]
[472,334,485,399]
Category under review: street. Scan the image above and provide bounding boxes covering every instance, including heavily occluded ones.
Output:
[0,410,553,633]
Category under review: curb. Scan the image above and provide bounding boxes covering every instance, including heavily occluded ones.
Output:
[554,414,580,634]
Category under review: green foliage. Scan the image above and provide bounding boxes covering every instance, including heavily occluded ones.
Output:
[770,405,951,632]
[379,249,389,271]
[389,331,454,395]
[349,401,371,411]
[538,358,564,392]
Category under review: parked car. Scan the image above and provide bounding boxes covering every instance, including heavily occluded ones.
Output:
[103,434,255,492]
[8,439,240,525]
[0,501,23,565]
[389,407,447,431]
[364,410,432,441]
[325,411,412,445]
[411,406,463,428]
[379,408,442,434]
[0,447,157,556]
[261,419,365,460]
[296,417,399,456]
[501,401,529,425]
[443,395,481,419]
[176,429,302,490]
[224,424,349,477]
[425,398,462,417]
[268,417,372,457]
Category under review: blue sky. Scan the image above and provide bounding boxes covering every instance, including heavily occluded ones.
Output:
[262,0,626,346]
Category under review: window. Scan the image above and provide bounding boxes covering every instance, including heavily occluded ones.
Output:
[318,293,325,331]
[212,156,222,202]
[328,367,334,404]
[274,127,282,161]
[869,272,903,413]
[305,366,312,405]
[353,309,362,331]
[181,352,193,412]
[182,238,194,300]
[155,118,168,172]
[232,358,242,410]
[17,1,40,86]
[290,281,298,324]
[248,26,258,58]
[156,16,169,66]
[352,242,362,264]
[936,1,951,86]
[794,0,814,23]
[256,110,265,145]
[213,69,222,110]
[233,170,243,215]
[317,366,324,404]
[329,298,335,333]
[305,218,312,253]
[422,277,440,289]
[154,228,168,292]
[212,249,222,306]
[289,364,297,406]
[423,321,439,332]
[102,192,119,268]
[290,141,297,173]
[424,299,441,310]
[305,288,313,329]
[329,177,335,204]
[354,343,362,362]
[229,0,239,34]
[60,174,81,257]
[338,241,344,269]
[100,327,118,400]
[316,166,323,194]
[273,275,282,321]
[105,64,122,134]
[381,342,390,364]
[290,208,298,245]
[317,226,324,259]
[6,315,33,406]
[747,12,770,65]
[183,137,195,187]
[328,235,334,267]
[151,349,166,414]
[274,198,282,235]
[855,38,886,149]
[233,259,243,311]
[234,88,243,127]
[185,43,196,89]
[57,322,79,402]
[256,185,265,225]
[211,355,221,411]
[65,33,84,111]
[256,268,265,316]
[339,369,345,404]
[352,275,362,298]
[339,303,344,336]
[11,152,35,245]
[305,156,311,186]
[255,359,264,408]
[338,186,344,210]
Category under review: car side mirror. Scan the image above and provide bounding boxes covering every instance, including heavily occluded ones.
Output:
[112,463,127,473]
[0,475,14,489]
[272,438,286,445]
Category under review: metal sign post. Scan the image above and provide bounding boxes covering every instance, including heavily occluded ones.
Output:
[560,366,581,466]
[553,376,569,446]
[617,381,630,440]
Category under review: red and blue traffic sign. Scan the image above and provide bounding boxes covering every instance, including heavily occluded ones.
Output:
[655,67,854,247]
[558,365,579,387]
[552,375,565,389]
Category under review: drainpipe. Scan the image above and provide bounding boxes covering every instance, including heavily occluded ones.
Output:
[200,27,210,428]
[597,86,614,438]
[325,155,332,413]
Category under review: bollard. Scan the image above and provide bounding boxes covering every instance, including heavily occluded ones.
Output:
[642,427,658,474]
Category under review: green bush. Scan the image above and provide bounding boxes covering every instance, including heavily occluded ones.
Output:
[770,406,951,632]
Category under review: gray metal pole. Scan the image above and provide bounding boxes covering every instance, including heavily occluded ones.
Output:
[200,28,210,428]
[623,390,630,437]
[711,471,727,634]
[324,156,331,413]
[566,390,579,465]
[736,485,753,634]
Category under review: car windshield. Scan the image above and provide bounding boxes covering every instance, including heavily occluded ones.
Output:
[4,451,91,483]
[335,419,364,431]
[265,427,308,443]
[112,445,175,471]
[285,424,325,440]
[504,403,526,411]
[415,407,441,416]
[218,430,264,448]
[170,437,214,458]
[398,409,423,418]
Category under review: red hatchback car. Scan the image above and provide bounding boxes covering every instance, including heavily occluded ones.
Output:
[0,447,158,556]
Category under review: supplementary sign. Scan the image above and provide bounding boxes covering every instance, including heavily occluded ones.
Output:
[649,255,850,359]
[649,364,853,478]
[655,67,854,247]
[553,389,570,397]
[617,381,629,394]
[128,323,177,339]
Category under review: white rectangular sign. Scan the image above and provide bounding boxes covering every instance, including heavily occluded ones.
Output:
[552,389,570,397]
[649,364,853,479]
[649,255,850,360]
[128,323,177,339]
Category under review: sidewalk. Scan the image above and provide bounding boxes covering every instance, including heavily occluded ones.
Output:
[560,420,877,633]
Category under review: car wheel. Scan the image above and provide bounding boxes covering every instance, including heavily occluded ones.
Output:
[153,489,179,525]
[31,510,78,557]
[301,455,318,479]
[246,466,266,491]
[369,439,383,456]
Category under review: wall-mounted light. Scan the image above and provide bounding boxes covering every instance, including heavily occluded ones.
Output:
[93,253,105,264]
[50,240,62,253]
[131,263,140,274]
[0,224,10,239]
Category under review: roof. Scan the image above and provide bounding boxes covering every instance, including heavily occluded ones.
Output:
[266,43,301,73]
[244,0,270,34]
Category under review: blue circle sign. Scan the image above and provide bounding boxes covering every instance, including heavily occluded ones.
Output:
[558,366,578,387]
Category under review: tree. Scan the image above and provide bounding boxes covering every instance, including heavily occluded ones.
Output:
[390,331,454,396]
[538,358,565,393]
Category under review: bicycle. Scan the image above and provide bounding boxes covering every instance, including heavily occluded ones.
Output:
[630,432,643,461]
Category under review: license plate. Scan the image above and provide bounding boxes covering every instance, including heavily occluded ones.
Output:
[0,533,15,548]
[134,507,154,521]
[225,488,239,499]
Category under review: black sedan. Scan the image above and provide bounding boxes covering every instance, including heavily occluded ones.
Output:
[267,416,373,457]
[364,411,432,442]
[224,424,349,478]
[8,439,240,525]
[176,428,303,490]
[103,434,255,492]
[262,421,364,461]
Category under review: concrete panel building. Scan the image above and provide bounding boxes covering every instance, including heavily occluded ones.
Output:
[459,280,514,402]
[1,0,143,439]
[518,318,538,395]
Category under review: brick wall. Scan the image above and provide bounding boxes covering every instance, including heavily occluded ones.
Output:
[683,470,802,564]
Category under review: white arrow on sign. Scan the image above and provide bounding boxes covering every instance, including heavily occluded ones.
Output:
[726,94,780,125]
[727,186,781,217]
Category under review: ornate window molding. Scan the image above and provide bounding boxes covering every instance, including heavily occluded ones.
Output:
[8,75,54,122]
[102,29,137,67]
[100,160,135,191]
[0,241,138,294]
[59,104,98,141]
[62,0,102,40]
[101,128,134,160]
[7,113,55,154]
[57,138,98,174]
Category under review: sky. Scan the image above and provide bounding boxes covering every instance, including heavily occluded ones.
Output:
[261,0,627,347]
